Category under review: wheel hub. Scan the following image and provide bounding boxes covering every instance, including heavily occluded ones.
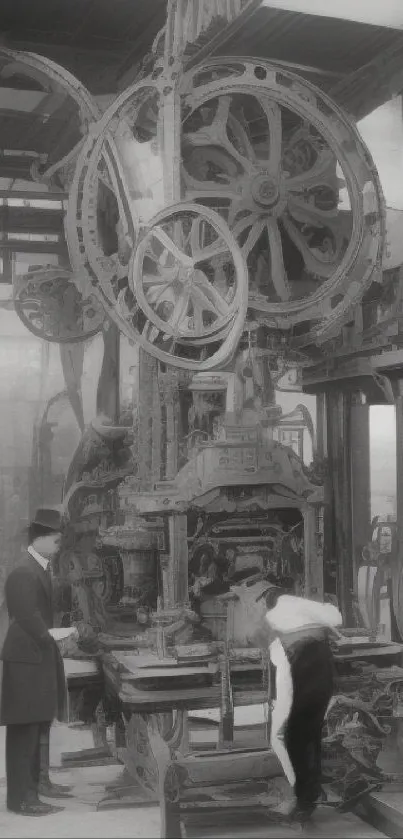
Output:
[176,265,194,288]
[251,173,279,208]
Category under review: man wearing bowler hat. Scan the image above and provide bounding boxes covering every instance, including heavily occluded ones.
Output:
[0,507,73,816]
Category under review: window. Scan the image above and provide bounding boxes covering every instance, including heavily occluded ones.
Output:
[379,526,393,554]
[7,232,60,243]
[6,197,63,210]
[12,252,60,278]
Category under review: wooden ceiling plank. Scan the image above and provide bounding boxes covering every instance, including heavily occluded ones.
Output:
[330,38,403,120]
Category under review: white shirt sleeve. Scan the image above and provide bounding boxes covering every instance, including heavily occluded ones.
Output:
[266,595,343,632]
[268,638,296,787]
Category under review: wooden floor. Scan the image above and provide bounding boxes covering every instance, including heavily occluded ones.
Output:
[183,806,387,838]
[362,790,403,838]
[0,725,390,839]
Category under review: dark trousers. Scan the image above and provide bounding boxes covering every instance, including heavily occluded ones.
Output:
[6,721,51,809]
[283,637,334,814]
[284,696,330,812]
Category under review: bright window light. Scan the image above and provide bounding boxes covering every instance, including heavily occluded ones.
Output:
[261,1,403,29]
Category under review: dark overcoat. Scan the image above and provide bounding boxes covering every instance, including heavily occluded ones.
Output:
[0,553,67,725]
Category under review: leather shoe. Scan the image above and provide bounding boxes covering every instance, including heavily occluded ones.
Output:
[8,801,64,816]
[38,781,73,798]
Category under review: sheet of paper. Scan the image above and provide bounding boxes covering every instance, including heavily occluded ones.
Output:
[49,627,77,641]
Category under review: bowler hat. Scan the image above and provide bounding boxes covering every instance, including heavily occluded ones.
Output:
[29,507,64,533]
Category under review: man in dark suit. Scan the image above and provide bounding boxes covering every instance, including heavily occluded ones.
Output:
[0,508,72,816]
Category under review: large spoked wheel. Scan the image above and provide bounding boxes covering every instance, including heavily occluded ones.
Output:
[125,203,248,369]
[66,57,384,364]
[132,202,247,338]
[180,59,385,345]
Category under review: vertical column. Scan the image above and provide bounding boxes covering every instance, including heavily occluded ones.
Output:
[303,505,323,600]
[160,552,174,608]
[151,372,162,487]
[316,392,333,600]
[350,392,371,591]
[96,321,120,423]
[158,369,181,481]
[326,390,354,624]
[316,393,326,459]
[137,349,158,490]
[395,383,403,609]
[168,514,189,606]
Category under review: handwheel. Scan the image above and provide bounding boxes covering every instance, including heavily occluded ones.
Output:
[131,203,247,342]
[114,203,248,370]
[13,267,105,343]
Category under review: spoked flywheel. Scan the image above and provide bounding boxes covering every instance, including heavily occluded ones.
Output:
[66,58,385,365]
[180,59,385,346]
[116,202,248,370]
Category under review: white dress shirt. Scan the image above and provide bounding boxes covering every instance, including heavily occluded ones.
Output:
[265,595,342,634]
[266,595,342,788]
[27,544,50,572]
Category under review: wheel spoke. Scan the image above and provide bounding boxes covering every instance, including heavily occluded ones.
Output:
[192,239,229,263]
[215,96,232,133]
[191,287,220,322]
[173,218,187,253]
[232,214,255,239]
[169,292,191,331]
[183,178,239,204]
[142,271,177,287]
[260,98,282,180]
[185,98,230,148]
[266,219,290,301]
[192,277,231,318]
[287,195,348,245]
[192,301,204,333]
[190,215,203,256]
[151,227,193,267]
[282,216,339,279]
[189,213,232,263]
[287,194,339,226]
[146,284,174,307]
[239,218,266,258]
[142,320,160,343]
[284,149,339,194]
[230,113,257,165]
[185,96,255,175]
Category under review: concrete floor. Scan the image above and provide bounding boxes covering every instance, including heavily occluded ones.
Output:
[0,724,388,838]
[0,724,160,838]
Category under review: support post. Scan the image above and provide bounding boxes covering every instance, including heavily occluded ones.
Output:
[326,390,354,624]
[168,514,189,606]
[350,392,371,592]
[303,505,323,600]
[96,321,120,424]
[396,383,403,602]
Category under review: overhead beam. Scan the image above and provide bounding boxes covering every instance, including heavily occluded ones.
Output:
[0,190,67,201]
[371,348,403,370]
[0,241,65,254]
[185,0,263,70]
[117,6,167,88]
[0,39,122,94]
[330,38,403,121]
